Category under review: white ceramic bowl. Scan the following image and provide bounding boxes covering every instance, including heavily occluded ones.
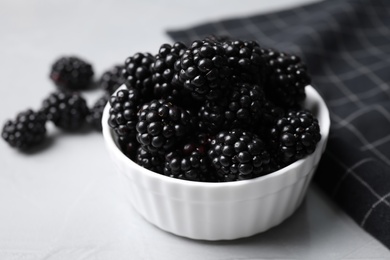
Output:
[102,85,330,241]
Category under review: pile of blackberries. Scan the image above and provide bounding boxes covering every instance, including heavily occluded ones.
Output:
[2,36,321,183]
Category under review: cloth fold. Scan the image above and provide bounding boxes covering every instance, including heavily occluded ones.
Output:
[167,0,390,249]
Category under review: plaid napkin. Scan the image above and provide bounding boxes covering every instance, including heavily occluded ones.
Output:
[167,0,390,248]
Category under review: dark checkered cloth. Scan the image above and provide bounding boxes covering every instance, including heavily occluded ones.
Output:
[167,0,390,249]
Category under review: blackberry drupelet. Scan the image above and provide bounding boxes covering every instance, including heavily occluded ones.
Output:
[50,56,94,91]
[41,91,89,131]
[2,109,47,150]
[174,40,232,101]
[122,52,155,99]
[136,99,195,155]
[269,110,321,164]
[136,146,164,174]
[164,142,213,182]
[86,94,109,131]
[108,88,142,139]
[261,49,310,108]
[223,40,265,84]
[198,83,266,133]
[99,65,125,94]
[208,129,271,182]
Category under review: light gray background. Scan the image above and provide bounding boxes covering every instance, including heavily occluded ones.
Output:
[0,0,389,259]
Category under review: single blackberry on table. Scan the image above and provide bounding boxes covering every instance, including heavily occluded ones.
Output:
[261,49,310,108]
[269,110,321,164]
[223,40,265,84]
[198,83,265,134]
[136,99,195,155]
[164,141,213,182]
[41,91,89,131]
[2,109,47,150]
[174,40,232,101]
[122,52,155,99]
[86,94,109,131]
[136,145,164,174]
[99,65,125,94]
[49,56,94,91]
[108,87,142,139]
[208,129,271,182]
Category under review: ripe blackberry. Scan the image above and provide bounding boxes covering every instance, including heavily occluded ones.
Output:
[49,56,94,91]
[136,146,164,174]
[262,49,310,108]
[41,91,89,131]
[164,142,213,182]
[122,52,155,98]
[174,40,232,101]
[223,40,265,84]
[208,129,271,182]
[198,83,265,133]
[2,109,47,150]
[151,42,194,107]
[99,65,125,94]
[269,110,321,164]
[86,94,109,131]
[136,99,195,155]
[108,88,142,138]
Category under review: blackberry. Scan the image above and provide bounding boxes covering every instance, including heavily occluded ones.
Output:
[108,88,142,139]
[151,42,194,107]
[164,142,213,182]
[136,146,164,174]
[99,65,125,94]
[136,99,195,155]
[41,91,89,131]
[174,40,232,101]
[2,109,47,150]
[122,52,155,98]
[208,129,271,182]
[262,49,310,108]
[86,94,109,131]
[198,83,265,133]
[49,56,94,91]
[269,110,321,164]
[223,40,265,84]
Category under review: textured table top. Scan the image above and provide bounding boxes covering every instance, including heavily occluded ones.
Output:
[0,0,389,259]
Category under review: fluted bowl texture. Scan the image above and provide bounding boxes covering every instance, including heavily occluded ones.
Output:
[102,85,330,240]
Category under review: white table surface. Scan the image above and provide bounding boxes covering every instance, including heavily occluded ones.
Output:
[1,0,390,259]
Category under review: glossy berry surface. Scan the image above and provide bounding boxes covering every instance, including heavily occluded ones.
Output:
[164,140,213,182]
[174,40,232,101]
[123,52,155,98]
[136,99,194,155]
[108,88,141,138]
[269,110,321,164]
[262,49,310,108]
[208,129,271,181]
